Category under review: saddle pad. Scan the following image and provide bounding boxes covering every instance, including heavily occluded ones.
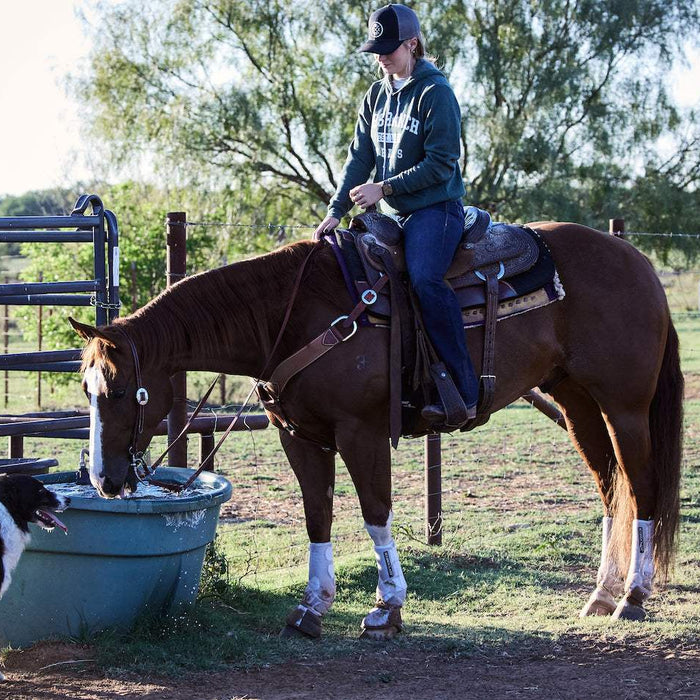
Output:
[328,225,564,329]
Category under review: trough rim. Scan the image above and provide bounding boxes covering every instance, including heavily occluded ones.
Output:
[36,467,232,514]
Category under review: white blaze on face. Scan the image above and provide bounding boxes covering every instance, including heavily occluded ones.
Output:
[85,366,106,486]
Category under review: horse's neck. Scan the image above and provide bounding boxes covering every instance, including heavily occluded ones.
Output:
[127,257,301,377]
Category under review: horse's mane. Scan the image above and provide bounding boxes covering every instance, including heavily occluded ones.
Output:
[81,240,343,373]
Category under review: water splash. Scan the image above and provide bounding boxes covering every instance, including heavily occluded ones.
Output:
[47,480,217,501]
[163,510,207,530]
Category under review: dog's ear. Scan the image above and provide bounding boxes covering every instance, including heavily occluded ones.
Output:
[68,317,116,347]
[0,477,24,525]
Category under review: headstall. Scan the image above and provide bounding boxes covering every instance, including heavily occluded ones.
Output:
[114,327,152,481]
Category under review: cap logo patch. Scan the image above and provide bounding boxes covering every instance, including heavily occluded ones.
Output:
[370,21,384,38]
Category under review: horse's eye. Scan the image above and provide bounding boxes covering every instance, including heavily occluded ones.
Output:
[108,388,127,400]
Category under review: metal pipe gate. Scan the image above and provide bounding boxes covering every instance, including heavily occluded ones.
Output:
[0,193,120,374]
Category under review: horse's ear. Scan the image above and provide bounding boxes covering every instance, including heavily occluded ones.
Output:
[68,317,116,347]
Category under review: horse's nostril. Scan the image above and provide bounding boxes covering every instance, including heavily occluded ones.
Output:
[101,477,120,495]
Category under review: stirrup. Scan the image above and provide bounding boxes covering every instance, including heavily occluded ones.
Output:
[421,402,476,428]
[428,363,471,427]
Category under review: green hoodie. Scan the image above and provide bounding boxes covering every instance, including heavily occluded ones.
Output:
[328,59,465,220]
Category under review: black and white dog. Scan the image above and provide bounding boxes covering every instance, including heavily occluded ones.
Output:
[0,475,68,679]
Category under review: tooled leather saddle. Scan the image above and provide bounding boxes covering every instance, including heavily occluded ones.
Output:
[258,207,564,453]
[338,207,550,321]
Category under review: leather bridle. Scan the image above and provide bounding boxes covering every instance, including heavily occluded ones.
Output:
[114,327,151,480]
[112,243,323,491]
[113,240,386,492]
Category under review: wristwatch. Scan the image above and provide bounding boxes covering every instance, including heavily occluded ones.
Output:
[381,181,393,197]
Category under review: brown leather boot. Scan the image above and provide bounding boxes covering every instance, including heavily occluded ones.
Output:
[421,403,477,425]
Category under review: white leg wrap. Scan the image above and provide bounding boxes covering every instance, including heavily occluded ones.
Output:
[364,511,407,607]
[373,541,407,606]
[597,516,624,597]
[299,542,335,616]
[625,519,655,601]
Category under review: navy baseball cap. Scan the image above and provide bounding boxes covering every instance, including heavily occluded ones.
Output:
[359,4,421,55]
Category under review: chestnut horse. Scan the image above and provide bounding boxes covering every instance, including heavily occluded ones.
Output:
[70,222,683,638]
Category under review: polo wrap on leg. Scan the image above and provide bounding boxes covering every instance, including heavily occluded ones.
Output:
[597,516,624,597]
[373,540,407,606]
[625,519,655,603]
[301,541,336,615]
[285,541,335,638]
[362,512,407,631]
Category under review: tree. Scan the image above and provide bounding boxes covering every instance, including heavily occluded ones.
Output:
[76,0,698,230]
[0,189,75,218]
[14,182,219,357]
[460,1,698,216]
[0,189,77,258]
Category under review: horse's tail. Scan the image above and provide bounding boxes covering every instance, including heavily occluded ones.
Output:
[608,315,684,585]
[648,319,684,581]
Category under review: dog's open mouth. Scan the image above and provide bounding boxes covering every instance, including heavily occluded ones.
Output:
[35,509,68,534]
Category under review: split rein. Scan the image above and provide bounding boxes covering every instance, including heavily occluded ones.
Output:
[117,242,323,494]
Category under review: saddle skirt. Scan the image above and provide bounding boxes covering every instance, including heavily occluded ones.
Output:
[329,207,565,328]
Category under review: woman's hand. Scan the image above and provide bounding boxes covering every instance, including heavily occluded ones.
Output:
[312,215,340,241]
[350,183,383,210]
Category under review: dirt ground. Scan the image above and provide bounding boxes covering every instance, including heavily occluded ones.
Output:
[1,639,698,700]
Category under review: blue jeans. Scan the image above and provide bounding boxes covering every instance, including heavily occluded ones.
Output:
[400,201,478,408]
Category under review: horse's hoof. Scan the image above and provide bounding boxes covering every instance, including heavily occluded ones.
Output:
[360,603,403,641]
[281,605,322,639]
[280,624,317,639]
[579,588,616,617]
[611,596,647,622]
[360,625,401,641]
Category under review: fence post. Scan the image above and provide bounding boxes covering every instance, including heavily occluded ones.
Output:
[130,261,137,312]
[220,374,227,406]
[37,273,43,409]
[8,435,23,459]
[4,280,8,408]
[425,433,442,545]
[166,212,188,467]
[609,218,625,238]
[199,433,216,471]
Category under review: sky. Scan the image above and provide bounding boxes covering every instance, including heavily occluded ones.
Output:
[0,1,98,196]
[0,0,699,198]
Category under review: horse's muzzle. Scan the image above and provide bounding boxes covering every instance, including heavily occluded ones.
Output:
[92,458,136,498]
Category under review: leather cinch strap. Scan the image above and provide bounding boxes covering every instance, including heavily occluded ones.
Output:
[477,272,499,419]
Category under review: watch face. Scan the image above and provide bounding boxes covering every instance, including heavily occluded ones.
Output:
[383,182,393,196]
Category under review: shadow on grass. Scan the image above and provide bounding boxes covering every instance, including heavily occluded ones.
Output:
[89,548,694,676]
[90,551,557,675]
[398,548,589,600]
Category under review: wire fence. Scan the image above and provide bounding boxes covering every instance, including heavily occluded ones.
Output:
[182,219,700,238]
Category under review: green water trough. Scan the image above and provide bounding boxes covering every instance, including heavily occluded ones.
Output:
[0,467,232,648]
